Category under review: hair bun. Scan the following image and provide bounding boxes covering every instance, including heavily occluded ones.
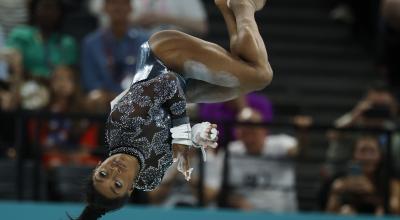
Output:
[77,205,107,220]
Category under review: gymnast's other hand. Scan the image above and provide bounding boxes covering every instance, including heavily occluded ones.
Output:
[172,143,193,181]
[192,122,219,161]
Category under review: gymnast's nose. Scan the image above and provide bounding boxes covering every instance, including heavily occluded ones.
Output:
[110,165,121,177]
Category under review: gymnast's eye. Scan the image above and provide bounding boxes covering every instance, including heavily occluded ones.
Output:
[115,181,123,189]
[99,171,107,177]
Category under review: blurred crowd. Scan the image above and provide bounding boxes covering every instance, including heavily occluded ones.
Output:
[0,0,399,216]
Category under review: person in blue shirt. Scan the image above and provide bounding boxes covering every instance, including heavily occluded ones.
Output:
[81,0,149,97]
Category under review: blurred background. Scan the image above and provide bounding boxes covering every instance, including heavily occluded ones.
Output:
[0,0,400,218]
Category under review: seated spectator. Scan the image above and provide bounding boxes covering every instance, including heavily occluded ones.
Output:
[326,135,400,215]
[6,0,77,79]
[89,0,208,36]
[198,93,273,145]
[0,25,23,158]
[47,66,83,113]
[0,24,14,111]
[81,0,149,111]
[330,82,400,175]
[224,107,298,212]
[28,66,100,169]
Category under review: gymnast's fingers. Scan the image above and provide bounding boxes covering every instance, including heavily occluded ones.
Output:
[178,151,193,181]
[172,144,183,162]
[206,126,219,141]
[183,152,191,176]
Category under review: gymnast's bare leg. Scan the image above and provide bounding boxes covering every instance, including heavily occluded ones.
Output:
[149,0,272,103]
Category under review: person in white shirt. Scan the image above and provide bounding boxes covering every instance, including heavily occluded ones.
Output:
[225,107,298,212]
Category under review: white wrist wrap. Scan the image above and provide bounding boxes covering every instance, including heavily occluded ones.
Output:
[170,123,192,146]
[170,122,219,163]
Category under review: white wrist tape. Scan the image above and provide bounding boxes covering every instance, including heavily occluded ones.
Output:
[170,122,219,162]
[170,123,192,145]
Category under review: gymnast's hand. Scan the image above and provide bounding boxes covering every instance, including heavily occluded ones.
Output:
[172,123,218,181]
[192,122,219,162]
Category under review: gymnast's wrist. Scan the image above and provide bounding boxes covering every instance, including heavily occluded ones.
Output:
[170,123,192,146]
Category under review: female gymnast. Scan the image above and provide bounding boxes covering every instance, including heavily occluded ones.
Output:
[73,0,272,219]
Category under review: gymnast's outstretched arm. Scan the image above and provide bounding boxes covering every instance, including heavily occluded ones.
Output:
[148,0,272,103]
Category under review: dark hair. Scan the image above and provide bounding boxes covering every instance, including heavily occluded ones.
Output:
[69,177,130,220]
[28,0,66,29]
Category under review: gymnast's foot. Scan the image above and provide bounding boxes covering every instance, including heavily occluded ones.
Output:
[227,0,267,11]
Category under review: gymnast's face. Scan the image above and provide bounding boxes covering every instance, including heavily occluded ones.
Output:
[92,154,139,199]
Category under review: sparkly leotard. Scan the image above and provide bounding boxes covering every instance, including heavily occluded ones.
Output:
[106,42,188,191]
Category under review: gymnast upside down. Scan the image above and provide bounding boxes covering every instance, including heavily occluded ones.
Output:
[74,0,272,219]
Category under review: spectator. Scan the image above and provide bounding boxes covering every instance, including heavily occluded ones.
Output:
[198,93,273,145]
[6,0,77,79]
[81,0,149,110]
[0,25,14,111]
[0,25,22,158]
[326,135,400,215]
[28,66,100,169]
[47,66,82,113]
[89,0,208,36]
[224,107,298,212]
[329,82,400,175]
